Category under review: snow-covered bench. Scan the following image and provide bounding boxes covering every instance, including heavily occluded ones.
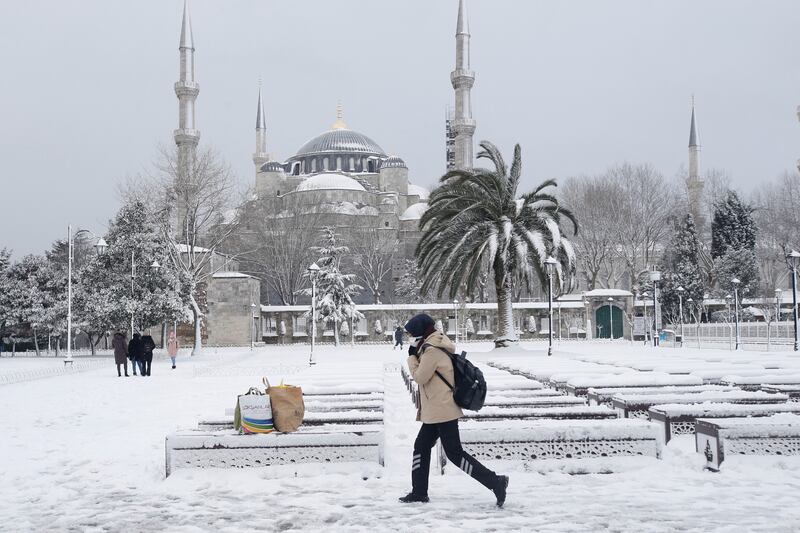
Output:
[436,419,660,474]
[165,425,384,476]
[565,373,703,397]
[198,410,384,431]
[587,385,733,407]
[462,406,617,421]
[612,390,789,419]
[720,374,800,392]
[762,385,800,402]
[695,414,800,470]
[649,402,800,443]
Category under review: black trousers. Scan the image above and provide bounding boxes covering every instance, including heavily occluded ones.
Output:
[142,355,152,376]
[412,419,498,496]
[116,362,128,376]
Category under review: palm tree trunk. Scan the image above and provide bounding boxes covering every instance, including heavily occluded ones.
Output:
[494,273,518,348]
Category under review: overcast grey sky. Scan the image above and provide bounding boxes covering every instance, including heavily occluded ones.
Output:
[1,0,798,256]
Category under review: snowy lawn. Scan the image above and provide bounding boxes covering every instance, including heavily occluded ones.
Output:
[1,342,799,532]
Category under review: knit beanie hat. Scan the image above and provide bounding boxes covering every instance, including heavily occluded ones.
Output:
[404,313,436,338]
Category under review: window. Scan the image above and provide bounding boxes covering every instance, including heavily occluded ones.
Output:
[447,317,456,334]
[323,158,329,171]
[367,160,376,173]
[336,157,342,171]
[349,157,355,171]
[311,159,317,172]
[479,315,491,333]
[384,221,389,227]
[264,316,277,337]
[293,315,307,336]
[292,162,300,176]
[356,317,368,336]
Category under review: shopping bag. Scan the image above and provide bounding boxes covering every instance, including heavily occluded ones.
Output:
[264,377,305,433]
[235,387,273,434]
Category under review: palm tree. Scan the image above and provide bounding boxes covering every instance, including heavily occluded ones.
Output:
[416,141,578,347]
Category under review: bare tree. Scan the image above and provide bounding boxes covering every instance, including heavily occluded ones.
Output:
[235,194,330,305]
[348,227,398,304]
[153,145,242,355]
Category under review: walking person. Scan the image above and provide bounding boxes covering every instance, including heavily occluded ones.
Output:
[393,325,404,350]
[167,331,179,369]
[128,333,144,376]
[400,313,508,507]
[112,331,129,377]
[141,333,156,377]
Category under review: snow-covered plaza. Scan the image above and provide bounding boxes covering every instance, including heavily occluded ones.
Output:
[1,342,799,532]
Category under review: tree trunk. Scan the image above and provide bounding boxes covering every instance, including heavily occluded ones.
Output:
[54,336,60,358]
[494,272,518,348]
[33,329,40,356]
[161,322,168,349]
[333,319,340,347]
[190,295,203,355]
[88,334,97,356]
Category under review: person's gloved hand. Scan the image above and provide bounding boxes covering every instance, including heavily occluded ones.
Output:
[408,337,421,357]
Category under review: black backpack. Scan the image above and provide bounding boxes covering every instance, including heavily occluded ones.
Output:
[421,344,487,411]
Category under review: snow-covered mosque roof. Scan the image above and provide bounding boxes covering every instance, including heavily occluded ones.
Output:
[294,129,386,157]
[408,184,430,200]
[399,202,428,221]
[296,172,367,192]
[584,288,634,298]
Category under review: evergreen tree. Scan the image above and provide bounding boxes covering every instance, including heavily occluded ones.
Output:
[660,214,705,324]
[305,227,363,347]
[711,190,756,259]
[715,248,759,297]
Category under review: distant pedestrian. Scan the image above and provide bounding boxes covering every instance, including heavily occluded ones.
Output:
[112,331,129,377]
[400,313,508,507]
[167,331,179,369]
[394,326,404,350]
[128,333,144,376]
[141,333,156,376]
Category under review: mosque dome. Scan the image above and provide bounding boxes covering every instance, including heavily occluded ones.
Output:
[380,156,407,169]
[295,172,367,192]
[260,161,284,172]
[407,184,430,200]
[295,128,386,158]
[399,202,428,221]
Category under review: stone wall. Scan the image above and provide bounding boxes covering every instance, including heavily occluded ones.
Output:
[206,274,261,346]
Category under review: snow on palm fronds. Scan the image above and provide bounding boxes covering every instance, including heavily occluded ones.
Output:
[416,141,578,347]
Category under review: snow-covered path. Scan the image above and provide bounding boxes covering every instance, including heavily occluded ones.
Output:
[1,343,799,532]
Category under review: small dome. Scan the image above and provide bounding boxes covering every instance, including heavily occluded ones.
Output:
[296,172,366,192]
[380,156,407,169]
[408,184,430,200]
[295,129,386,157]
[399,202,428,221]
[260,161,284,172]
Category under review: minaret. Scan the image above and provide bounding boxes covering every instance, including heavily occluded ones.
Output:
[253,83,269,172]
[687,98,705,230]
[451,0,476,171]
[174,0,200,168]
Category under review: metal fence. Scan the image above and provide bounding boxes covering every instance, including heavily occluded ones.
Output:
[678,321,797,351]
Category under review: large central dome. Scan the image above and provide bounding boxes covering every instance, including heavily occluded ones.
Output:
[295,128,386,157]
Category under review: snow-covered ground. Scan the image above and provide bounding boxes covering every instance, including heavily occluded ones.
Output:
[1,341,799,532]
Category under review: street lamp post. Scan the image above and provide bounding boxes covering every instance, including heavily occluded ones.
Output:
[307,262,320,365]
[607,297,614,340]
[775,288,783,324]
[677,286,685,347]
[686,297,694,346]
[786,250,800,351]
[649,270,661,346]
[732,277,741,350]
[250,303,256,351]
[453,299,459,344]
[66,227,106,363]
[545,256,558,356]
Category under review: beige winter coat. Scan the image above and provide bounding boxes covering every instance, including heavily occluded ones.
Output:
[407,332,463,424]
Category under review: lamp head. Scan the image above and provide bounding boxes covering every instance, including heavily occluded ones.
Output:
[95,238,108,255]
[544,256,557,275]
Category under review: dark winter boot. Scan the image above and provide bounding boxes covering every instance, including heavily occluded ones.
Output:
[398,493,429,504]
[493,476,509,508]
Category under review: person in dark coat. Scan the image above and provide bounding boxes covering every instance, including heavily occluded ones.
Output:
[141,334,156,377]
[394,326,405,350]
[112,331,129,377]
[128,333,144,376]
[399,313,508,507]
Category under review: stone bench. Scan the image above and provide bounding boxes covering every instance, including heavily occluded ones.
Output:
[462,405,617,421]
[649,402,800,443]
[720,374,800,392]
[612,390,789,419]
[165,425,384,476]
[199,409,384,431]
[436,419,660,474]
[587,385,733,407]
[762,385,800,402]
[565,373,703,397]
[695,414,800,470]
